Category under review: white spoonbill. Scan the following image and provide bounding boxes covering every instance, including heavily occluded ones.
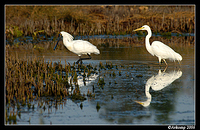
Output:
[134,25,182,66]
[54,31,100,64]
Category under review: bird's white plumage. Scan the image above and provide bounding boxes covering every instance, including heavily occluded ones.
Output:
[134,25,182,65]
[61,31,74,42]
[135,69,182,107]
[151,41,182,62]
[69,40,100,56]
[60,31,100,56]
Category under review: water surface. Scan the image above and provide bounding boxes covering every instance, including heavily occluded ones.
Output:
[6,36,195,125]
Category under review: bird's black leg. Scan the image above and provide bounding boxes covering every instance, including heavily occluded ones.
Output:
[80,54,92,61]
[76,56,82,64]
[87,53,92,59]
[76,54,92,64]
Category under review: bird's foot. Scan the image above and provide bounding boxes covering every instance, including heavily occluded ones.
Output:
[76,59,83,64]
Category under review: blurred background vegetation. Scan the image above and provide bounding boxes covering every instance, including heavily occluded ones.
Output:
[5,5,195,38]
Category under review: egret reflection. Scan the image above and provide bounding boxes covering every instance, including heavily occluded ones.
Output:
[135,68,182,107]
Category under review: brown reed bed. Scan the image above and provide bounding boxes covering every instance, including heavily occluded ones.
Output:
[5,52,68,103]
[5,48,99,124]
[6,43,123,124]
[5,46,99,114]
[5,5,195,39]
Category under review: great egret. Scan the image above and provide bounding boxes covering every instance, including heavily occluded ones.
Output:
[134,25,182,66]
[54,31,100,64]
[135,68,182,107]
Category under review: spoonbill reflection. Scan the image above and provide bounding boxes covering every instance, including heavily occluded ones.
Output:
[135,68,182,107]
[54,31,100,64]
[134,25,182,66]
[67,72,99,92]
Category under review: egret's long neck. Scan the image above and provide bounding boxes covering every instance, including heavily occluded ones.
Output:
[145,28,154,56]
[140,83,151,107]
[145,84,152,100]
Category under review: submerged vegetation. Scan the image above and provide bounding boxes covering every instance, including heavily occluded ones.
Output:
[5,48,102,102]
[5,45,131,124]
[6,5,195,39]
[5,47,99,124]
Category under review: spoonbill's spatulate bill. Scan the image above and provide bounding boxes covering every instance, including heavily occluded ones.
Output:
[54,34,61,50]
[54,31,100,64]
[134,25,182,66]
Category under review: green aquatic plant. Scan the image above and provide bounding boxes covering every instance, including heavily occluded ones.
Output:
[7,25,23,38]
[112,71,116,77]
[99,61,105,70]
[136,74,143,78]
[105,62,113,69]
[98,77,105,87]
[111,94,114,99]
[73,71,78,84]
[87,89,95,98]
[119,71,122,76]
[96,102,101,112]
[80,103,83,109]
[32,104,35,110]
[27,103,31,110]
[115,80,118,84]
[71,86,86,101]
[7,112,17,124]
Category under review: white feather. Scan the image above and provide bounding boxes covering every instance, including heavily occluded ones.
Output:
[60,31,73,42]
[134,25,182,65]
[60,31,100,56]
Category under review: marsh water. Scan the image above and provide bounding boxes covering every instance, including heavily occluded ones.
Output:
[6,35,195,125]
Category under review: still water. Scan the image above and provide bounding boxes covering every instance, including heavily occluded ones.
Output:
[7,36,195,125]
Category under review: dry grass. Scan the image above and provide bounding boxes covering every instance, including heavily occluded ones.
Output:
[5,5,195,38]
